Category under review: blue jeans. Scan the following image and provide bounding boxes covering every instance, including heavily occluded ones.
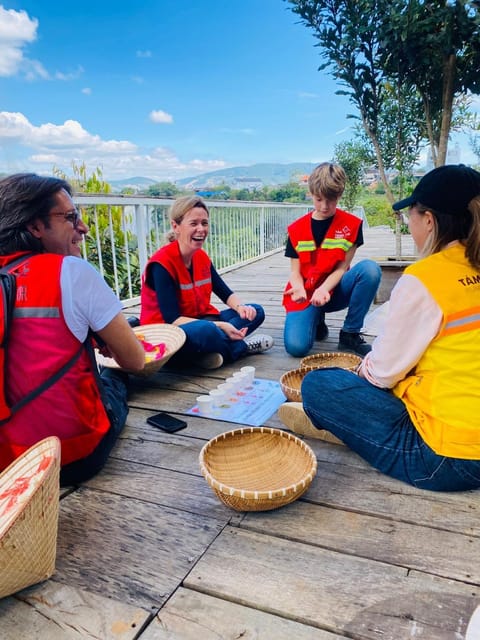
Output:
[284,259,381,357]
[60,368,129,486]
[171,303,265,364]
[302,368,480,491]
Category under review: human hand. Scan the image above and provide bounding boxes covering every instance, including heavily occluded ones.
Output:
[311,286,331,307]
[220,322,248,340]
[236,304,257,321]
[285,285,307,304]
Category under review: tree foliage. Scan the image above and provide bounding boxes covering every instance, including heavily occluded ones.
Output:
[286,0,480,197]
[333,139,373,210]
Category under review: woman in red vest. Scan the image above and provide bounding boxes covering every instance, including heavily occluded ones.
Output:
[283,162,381,357]
[140,196,273,369]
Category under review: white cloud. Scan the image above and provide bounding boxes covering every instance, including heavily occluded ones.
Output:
[220,127,255,135]
[81,87,92,95]
[0,110,227,180]
[298,91,319,99]
[0,5,38,77]
[0,6,84,81]
[136,50,152,58]
[149,110,173,124]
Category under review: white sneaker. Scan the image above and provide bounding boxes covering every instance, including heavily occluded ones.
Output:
[197,352,224,370]
[278,402,344,445]
[244,334,274,354]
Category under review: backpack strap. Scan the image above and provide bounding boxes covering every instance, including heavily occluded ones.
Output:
[0,254,34,421]
[0,253,86,425]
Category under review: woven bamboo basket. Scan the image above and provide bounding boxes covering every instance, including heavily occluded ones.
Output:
[0,436,61,599]
[300,351,362,372]
[199,427,317,512]
[96,324,186,376]
[280,368,309,402]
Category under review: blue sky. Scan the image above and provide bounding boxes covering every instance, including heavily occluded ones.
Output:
[1,1,478,182]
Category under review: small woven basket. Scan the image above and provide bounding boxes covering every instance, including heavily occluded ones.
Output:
[0,436,61,599]
[96,324,186,376]
[280,368,309,402]
[199,427,317,512]
[300,351,362,372]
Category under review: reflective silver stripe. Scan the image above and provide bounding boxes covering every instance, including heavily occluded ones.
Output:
[13,307,60,318]
[444,313,480,330]
[179,278,211,291]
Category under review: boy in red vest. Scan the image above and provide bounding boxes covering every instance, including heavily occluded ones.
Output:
[282,162,381,357]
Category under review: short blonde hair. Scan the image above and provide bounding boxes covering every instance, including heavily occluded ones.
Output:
[308,162,346,199]
[166,195,209,242]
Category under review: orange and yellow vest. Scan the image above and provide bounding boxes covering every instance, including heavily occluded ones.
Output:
[393,243,480,458]
[140,240,219,324]
[282,209,361,311]
[0,252,110,471]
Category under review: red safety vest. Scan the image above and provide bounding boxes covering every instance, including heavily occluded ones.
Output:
[140,241,219,324]
[0,252,110,471]
[282,209,361,312]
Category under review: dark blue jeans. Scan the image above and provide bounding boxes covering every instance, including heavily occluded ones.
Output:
[171,303,265,364]
[301,368,480,491]
[59,368,129,486]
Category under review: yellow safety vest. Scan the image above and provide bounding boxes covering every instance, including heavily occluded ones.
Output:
[393,243,480,458]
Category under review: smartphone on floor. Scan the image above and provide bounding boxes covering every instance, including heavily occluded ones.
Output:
[146,412,187,433]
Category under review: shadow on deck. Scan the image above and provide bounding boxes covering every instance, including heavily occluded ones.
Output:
[1,229,479,639]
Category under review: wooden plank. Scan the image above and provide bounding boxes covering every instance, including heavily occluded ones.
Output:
[302,447,480,536]
[85,456,231,521]
[141,587,347,639]
[0,581,149,640]
[184,527,479,639]
[55,488,225,610]
[242,500,480,584]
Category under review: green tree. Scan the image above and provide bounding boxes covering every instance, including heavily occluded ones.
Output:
[53,162,140,298]
[147,181,181,197]
[381,0,480,166]
[333,139,372,210]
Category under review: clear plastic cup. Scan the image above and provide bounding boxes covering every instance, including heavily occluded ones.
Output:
[209,389,226,407]
[196,395,213,415]
[240,365,255,384]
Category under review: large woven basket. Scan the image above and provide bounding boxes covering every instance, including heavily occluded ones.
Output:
[199,427,317,512]
[96,324,186,376]
[0,436,61,599]
[280,368,309,402]
[300,351,362,372]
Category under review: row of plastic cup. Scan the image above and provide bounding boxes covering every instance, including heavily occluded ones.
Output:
[196,365,255,415]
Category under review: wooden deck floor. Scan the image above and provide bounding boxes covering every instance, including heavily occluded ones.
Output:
[2,228,480,640]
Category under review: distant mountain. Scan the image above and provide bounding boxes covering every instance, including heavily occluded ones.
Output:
[107,163,318,193]
[177,162,318,189]
[108,176,158,193]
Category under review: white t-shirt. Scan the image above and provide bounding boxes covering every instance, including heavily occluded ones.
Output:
[60,257,122,343]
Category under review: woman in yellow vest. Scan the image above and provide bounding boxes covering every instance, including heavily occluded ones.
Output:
[279,164,480,491]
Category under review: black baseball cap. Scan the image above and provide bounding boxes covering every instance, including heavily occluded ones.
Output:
[392,164,480,216]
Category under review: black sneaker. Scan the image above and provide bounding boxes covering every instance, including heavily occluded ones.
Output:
[338,330,371,356]
[316,319,329,341]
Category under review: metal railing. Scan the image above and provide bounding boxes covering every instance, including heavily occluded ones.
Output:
[73,195,310,304]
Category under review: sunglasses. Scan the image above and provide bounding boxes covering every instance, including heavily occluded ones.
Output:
[49,209,81,228]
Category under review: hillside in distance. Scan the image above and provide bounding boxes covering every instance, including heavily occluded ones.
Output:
[177,162,318,188]
[108,162,318,192]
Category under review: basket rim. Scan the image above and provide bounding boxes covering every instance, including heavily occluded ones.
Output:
[300,351,362,365]
[95,323,186,373]
[199,427,317,502]
[0,436,61,540]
